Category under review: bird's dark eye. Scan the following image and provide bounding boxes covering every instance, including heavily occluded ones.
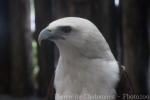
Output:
[48,30,51,32]
[59,26,72,33]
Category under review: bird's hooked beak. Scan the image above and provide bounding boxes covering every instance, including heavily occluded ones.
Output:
[38,29,51,45]
[38,29,65,45]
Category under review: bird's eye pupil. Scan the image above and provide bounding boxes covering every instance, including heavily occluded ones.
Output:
[61,26,72,33]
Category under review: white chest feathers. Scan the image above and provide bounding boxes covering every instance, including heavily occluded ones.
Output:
[54,57,119,100]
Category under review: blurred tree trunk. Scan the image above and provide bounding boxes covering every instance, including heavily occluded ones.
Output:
[115,1,124,64]
[9,0,34,96]
[92,0,118,58]
[123,0,149,94]
[34,0,55,97]
[0,0,11,94]
[148,0,150,94]
[51,0,92,19]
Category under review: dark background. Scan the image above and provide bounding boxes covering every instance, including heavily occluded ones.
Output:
[0,0,150,99]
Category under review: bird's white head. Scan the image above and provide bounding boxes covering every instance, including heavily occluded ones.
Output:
[38,17,114,59]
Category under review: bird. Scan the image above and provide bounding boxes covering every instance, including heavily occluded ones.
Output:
[38,17,134,100]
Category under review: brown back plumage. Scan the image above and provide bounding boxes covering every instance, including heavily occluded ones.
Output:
[116,66,135,100]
